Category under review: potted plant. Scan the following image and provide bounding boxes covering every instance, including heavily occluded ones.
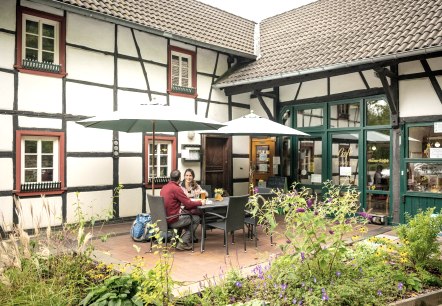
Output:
[214,188,224,201]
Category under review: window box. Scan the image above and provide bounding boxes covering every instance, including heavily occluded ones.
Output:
[22,59,61,73]
[171,84,195,95]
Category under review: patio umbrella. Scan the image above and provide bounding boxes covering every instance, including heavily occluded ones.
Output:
[198,110,309,187]
[76,104,225,194]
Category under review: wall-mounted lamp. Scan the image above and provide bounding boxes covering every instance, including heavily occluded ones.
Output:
[371,145,377,151]
[187,131,195,140]
[112,139,119,158]
[435,141,441,148]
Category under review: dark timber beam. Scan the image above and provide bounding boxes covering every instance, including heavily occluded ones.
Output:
[374,67,399,128]
[421,59,442,105]
[254,90,274,121]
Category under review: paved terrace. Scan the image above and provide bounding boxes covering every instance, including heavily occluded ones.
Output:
[89,219,396,295]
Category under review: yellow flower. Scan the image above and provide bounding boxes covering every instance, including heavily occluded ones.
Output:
[359,227,368,233]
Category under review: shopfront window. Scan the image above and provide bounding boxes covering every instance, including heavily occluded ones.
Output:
[366,98,390,126]
[366,130,390,191]
[297,137,322,185]
[296,108,324,128]
[331,133,359,185]
[330,102,361,128]
[406,124,442,193]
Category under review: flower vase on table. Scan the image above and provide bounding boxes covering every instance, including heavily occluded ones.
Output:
[214,188,224,201]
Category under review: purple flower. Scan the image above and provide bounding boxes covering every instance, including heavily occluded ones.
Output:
[254,187,259,194]
[235,281,242,288]
[336,271,341,277]
[281,284,287,290]
[358,211,372,220]
[307,198,314,208]
[398,282,403,290]
[329,230,334,235]
[322,288,329,301]
[377,290,382,296]
[292,298,297,304]
[296,208,306,213]
[300,252,305,261]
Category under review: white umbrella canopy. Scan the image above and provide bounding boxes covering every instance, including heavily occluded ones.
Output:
[76,104,225,193]
[198,110,309,136]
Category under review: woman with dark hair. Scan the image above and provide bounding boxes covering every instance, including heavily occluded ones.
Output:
[180,168,207,199]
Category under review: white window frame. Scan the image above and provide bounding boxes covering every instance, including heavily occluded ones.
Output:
[148,140,173,180]
[21,136,59,184]
[22,13,60,64]
[171,50,192,88]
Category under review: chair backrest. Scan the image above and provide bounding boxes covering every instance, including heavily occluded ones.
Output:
[226,195,249,230]
[200,184,212,198]
[146,194,168,233]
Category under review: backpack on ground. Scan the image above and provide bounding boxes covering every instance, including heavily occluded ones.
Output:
[130,213,152,242]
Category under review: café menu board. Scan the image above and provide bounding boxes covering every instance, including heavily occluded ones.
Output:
[267,176,287,191]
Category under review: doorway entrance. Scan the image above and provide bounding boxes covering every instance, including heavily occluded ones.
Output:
[202,135,232,195]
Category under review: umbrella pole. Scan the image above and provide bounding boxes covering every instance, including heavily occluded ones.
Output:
[152,121,155,195]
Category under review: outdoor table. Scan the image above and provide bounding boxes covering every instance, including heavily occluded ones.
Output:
[198,197,229,252]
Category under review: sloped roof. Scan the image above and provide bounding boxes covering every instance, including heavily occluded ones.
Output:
[216,0,442,88]
[51,0,256,57]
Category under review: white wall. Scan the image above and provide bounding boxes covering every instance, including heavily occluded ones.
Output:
[66,190,114,224]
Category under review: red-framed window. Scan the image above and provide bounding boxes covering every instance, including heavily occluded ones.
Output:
[15,131,65,196]
[15,7,66,78]
[167,46,197,98]
[144,135,177,188]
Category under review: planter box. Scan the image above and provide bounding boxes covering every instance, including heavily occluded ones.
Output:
[390,288,442,306]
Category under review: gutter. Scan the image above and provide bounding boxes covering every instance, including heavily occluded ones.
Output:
[213,45,442,89]
[31,0,257,60]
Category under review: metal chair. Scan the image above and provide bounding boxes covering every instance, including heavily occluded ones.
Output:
[202,195,248,255]
[244,192,277,247]
[147,194,194,252]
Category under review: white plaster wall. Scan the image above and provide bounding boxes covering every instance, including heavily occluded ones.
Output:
[330,73,366,94]
[196,101,209,118]
[66,82,114,116]
[67,157,113,187]
[232,92,251,103]
[135,30,168,64]
[0,158,13,190]
[0,73,13,110]
[232,136,250,154]
[216,54,229,76]
[399,61,424,75]
[233,157,249,179]
[66,190,113,224]
[22,0,63,16]
[145,62,167,93]
[400,78,442,117]
[207,102,229,123]
[170,40,196,52]
[231,107,250,120]
[211,87,229,103]
[168,97,198,115]
[428,58,442,71]
[119,132,142,153]
[16,196,63,230]
[119,157,142,184]
[67,14,114,52]
[0,115,13,151]
[117,90,152,110]
[18,74,62,113]
[297,79,327,99]
[0,197,14,231]
[118,27,138,57]
[66,47,114,85]
[67,121,113,152]
[18,116,62,129]
[280,83,299,102]
[197,48,217,74]
[361,70,383,88]
[0,0,15,31]
[118,58,148,90]
[197,75,212,100]
[119,188,143,217]
[233,182,249,196]
[0,33,15,69]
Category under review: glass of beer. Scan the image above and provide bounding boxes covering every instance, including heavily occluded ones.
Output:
[200,190,206,200]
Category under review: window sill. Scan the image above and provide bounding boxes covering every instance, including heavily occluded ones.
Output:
[14,66,67,78]
[168,89,198,99]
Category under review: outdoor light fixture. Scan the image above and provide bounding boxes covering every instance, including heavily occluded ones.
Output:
[435,141,440,148]
[112,139,119,158]
[371,145,377,151]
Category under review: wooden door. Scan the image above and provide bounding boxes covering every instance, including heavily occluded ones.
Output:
[251,138,275,187]
[202,135,232,195]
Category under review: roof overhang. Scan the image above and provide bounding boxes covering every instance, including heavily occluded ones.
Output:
[216,46,442,96]
[31,0,257,60]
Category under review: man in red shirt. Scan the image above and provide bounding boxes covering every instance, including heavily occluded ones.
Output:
[160,169,206,250]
